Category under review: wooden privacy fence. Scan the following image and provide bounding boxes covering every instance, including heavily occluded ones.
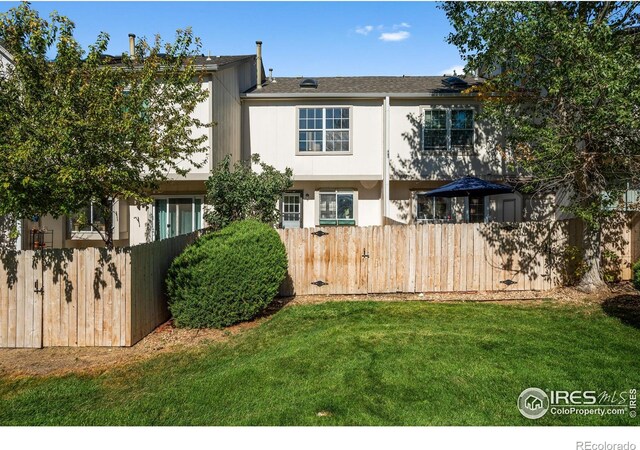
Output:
[1,218,637,348]
[277,219,638,296]
[0,231,200,348]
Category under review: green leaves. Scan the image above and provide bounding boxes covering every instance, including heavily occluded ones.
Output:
[204,154,293,230]
[0,3,209,247]
[166,220,288,328]
[441,1,640,226]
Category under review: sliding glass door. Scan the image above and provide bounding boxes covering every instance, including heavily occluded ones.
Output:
[155,197,202,240]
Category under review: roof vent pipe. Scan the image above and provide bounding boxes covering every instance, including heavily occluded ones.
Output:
[128,33,136,59]
[269,68,273,82]
[256,40,263,90]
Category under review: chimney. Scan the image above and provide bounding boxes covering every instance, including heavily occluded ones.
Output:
[128,33,136,58]
[268,68,273,82]
[256,40,263,90]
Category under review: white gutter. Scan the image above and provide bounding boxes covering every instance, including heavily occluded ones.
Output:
[241,92,478,99]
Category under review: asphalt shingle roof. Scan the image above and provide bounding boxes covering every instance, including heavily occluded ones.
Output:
[101,54,254,69]
[244,76,482,95]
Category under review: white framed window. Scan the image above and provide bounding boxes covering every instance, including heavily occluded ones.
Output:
[70,202,107,233]
[415,192,453,223]
[468,196,485,223]
[298,107,351,153]
[68,200,120,240]
[281,191,303,229]
[154,196,203,240]
[317,190,356,226]
[422,107,474,151]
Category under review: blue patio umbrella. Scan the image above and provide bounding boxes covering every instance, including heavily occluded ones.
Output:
[424,176,514,198]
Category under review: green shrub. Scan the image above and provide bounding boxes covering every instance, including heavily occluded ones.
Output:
[166,220,288,328]
[633,259,640,290]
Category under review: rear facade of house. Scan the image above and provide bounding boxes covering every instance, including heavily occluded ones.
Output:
[242,73,537,230]
[16,40,549,251]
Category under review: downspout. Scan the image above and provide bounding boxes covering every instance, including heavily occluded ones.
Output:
[383,96,390,222]
[208,73,214,171]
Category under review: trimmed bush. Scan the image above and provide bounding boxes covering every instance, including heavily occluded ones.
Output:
[633,259,640,291]
[166,220,288,328]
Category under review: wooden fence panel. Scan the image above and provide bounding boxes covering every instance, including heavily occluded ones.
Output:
[1,220,637,348]
[276,219,637,297]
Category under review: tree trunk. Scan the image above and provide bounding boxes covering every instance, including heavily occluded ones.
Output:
[576,222,606,293]
[100,198,114,250]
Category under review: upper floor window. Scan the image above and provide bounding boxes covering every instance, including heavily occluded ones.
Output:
[423,108,474,151]
[298,107,350,153]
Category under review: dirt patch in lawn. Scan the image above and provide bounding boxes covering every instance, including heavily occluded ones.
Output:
[0,284,636,378]
[0,318,267,378]
[284,283,637,306]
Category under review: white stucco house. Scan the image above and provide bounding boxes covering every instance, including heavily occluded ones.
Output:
[242,73,525,228]
[13,40,542,250]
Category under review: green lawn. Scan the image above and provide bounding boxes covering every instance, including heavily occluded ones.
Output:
[1,300,639,425]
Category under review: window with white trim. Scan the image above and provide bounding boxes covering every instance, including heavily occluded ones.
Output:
[423,108,474,151]
[69,202,108,233]
[281,192,302,229]
[298,107,350,152]
[319,190,355,226]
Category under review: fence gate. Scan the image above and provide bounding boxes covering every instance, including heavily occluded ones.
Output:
[278,226,422,296]
[278,227,368,296]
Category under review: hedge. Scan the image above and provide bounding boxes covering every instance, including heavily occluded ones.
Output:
[166,220,288,328]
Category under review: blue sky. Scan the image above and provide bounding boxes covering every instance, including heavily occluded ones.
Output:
[1,1,466,76]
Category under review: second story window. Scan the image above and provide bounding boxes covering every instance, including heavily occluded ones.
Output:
[423,108,474,151]
[298,107,350,153]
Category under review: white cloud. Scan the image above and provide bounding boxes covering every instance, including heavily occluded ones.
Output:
[355,25,374,35]
[394,22,411,29]
[379,30,410,42]
[439,65,466,76]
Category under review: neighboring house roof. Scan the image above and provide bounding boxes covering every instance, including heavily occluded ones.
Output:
[243,75,483,97]
[101,53,255,71]
[0,40,13,63]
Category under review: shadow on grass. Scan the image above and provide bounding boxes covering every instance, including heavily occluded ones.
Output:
[601,294,640,329]
[261,296,296,319]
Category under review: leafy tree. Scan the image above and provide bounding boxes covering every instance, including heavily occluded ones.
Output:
[0,3,209,248]
[441,1,640,291]
[204,154,293,230]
